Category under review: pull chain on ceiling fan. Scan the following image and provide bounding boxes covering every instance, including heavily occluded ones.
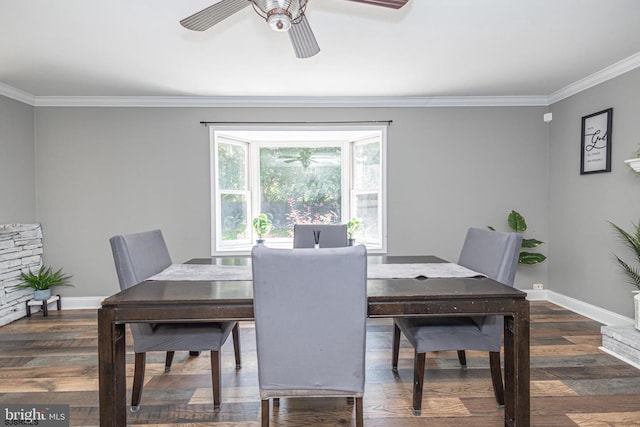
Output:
[180,0,409,59]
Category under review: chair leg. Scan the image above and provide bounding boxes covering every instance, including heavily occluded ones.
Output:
[210,350,221,409]
[273,397,280,407]
[489,351,505,407]
[189,351,201,356]
[164,351,175,373]
[232,322,241,369]
[412,351,426,416]
[261,399,270,427]
[392,322,401,372]
[355,396,363,427]
[457,350,468,371]
[131,352,146,412]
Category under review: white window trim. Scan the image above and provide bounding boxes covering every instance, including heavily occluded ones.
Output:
[351,133,387,249]
[212,137,251,253]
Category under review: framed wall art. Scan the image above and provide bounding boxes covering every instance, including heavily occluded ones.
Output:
[580,108,612,174]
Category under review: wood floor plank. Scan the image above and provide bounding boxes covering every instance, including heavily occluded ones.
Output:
[530,344,603,357]
[0,365,97,378]
[532,380,579,396]
[567,411,640,426]
[0,377,100,393]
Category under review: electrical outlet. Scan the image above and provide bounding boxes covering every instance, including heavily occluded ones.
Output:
[532,283,544,290]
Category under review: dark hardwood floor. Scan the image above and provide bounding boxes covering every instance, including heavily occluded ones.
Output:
[1,302,639,426]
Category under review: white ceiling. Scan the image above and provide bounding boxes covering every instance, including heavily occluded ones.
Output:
[1,0,640,103]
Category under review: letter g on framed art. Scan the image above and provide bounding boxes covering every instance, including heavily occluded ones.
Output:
[581,108,612,174]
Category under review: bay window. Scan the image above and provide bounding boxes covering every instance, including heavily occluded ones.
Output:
[211,126,386,253]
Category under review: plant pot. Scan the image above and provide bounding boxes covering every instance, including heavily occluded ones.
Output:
[348,238,355,246]
[256,239,265,245]
[635,293,640,331]
[34,289,51,301]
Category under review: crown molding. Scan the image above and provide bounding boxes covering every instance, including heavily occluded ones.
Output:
[548,51,640,105]
[32,95,548,108]
[0,82,36,105]
[408,96,549,107]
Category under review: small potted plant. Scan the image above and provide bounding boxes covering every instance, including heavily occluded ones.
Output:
[346,217,363,246]
[609,220,640,330]
[488,210,546,265]
[15,265,74,301]
[252,213,272,244]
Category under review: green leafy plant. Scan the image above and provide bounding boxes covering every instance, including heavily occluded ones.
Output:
[252,213,273,240]
[489,210,547,265]
[609,220,640,291]
[346,218,363,239]
[15,266,74,291]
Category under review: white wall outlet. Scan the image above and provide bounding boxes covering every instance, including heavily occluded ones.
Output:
[532,283,544,290]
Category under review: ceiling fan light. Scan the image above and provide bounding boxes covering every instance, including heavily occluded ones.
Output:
[252,0,307,31]
[267,9,292,31]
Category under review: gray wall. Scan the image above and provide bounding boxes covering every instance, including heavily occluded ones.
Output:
[0,95,35,223]
[34,105,549,297]
[548,67,640,318]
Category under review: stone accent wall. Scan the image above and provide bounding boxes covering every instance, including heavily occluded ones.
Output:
[0,224,43,326]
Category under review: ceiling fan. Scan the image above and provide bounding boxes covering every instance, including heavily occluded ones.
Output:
[180,0,409,59]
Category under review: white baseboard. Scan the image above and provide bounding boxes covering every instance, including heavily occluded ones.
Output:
[59,296,103,310]
[523,288,548,301]
[523,288,634,326]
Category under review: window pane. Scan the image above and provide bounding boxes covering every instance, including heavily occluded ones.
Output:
[355,193,379,242]
[259,146,342,237]
[220,193,248,241]
[354,141,380,191]
[218,142,246,191]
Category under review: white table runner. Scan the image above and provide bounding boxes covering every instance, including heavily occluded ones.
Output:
[367,263,484,279]
[149,264,253,281]
[148,262,484,281]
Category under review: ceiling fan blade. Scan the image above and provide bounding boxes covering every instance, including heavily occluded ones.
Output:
[180,0,250,31]
[288,15,320,59]
[344,0,409,9]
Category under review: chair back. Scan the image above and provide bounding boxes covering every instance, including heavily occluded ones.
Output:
[109,229,172,290]
[457,227,522,341]
[292,224,348,248]
[251,245,367,397]
[458,227,522,287]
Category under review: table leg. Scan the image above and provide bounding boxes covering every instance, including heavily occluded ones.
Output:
[503,302,530,426]
[98,307,127,426]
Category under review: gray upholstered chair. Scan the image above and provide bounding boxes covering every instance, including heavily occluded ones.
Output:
[251,245,367,427]
[391,227,522,415]
[109,229,241,411]
[293,224,348,248]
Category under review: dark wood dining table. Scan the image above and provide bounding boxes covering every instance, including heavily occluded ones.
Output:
[98,255,530,426]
